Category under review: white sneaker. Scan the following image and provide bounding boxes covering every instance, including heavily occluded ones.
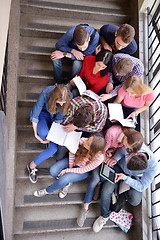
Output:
[33,189,48,197]
[93,216,109,232]
[59,183,72,199]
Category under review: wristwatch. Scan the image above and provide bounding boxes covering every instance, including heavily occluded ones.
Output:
[63,52,67,57]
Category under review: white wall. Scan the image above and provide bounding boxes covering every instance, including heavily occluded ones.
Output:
[0,0,12,86]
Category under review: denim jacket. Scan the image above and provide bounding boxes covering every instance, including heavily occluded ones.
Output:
[113,144,158,192]
[30,85,64,124]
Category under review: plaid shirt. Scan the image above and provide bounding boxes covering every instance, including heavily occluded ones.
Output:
[109,53,144,97]
[63,96,108,132]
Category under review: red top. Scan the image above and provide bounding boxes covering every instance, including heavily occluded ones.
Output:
[78,55,109,93]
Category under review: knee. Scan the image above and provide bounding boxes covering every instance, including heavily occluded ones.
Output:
[47,142,58,155]
[126,190,142,206]
[38,127,49,140]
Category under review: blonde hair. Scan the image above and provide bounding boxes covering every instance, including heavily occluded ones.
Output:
[48,84,70,115]
[123,75,150,95]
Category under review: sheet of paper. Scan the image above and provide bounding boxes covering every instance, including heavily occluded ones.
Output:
[72,76,86,95]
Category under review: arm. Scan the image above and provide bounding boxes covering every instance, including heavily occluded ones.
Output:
[100,36,112,51]
[32,122,50,144]
[127,101,153,122]
[113,95,124,104]
[66,153,104,174]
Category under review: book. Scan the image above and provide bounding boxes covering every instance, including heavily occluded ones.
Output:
[100,163,115,184]
[72,76,99,101]
[108,103,135,128]
[46,122,82,154]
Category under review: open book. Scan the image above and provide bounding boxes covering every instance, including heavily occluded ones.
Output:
[108,103,135,128]
[46,122,82,154]
[72,76,99,101]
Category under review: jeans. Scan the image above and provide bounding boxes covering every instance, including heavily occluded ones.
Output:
[100,164,142,218]
[53,58,82,84]
[66,83,80,97]
[33,112,59,166]
[122,105,138,119]
[46,157,89,193]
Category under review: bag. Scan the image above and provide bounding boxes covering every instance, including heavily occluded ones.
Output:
[109,209,133,233]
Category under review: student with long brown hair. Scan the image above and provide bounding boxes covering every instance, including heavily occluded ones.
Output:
[33,135,106,198]
[27,84,71,184]
[77,125,144,227]
[114,75,155,122]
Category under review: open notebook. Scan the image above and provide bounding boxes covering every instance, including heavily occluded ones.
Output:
[72,76,99,101]
[108,103,135,128]
[46,122,82,154]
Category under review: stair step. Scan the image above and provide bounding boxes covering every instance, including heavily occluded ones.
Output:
[19,75,53,84]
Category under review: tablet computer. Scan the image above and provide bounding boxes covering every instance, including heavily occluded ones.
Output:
[100,163,115,184]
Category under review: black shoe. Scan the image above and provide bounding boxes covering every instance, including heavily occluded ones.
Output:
[111,194,126,212]
[27,164,38,183]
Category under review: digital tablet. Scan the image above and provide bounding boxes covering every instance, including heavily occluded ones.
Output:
[100,163,115,184]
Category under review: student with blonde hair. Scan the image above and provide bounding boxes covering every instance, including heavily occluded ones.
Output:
[27,84,71,184]
[114,75,155,122]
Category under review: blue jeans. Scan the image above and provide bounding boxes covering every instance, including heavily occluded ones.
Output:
[53,58,82,84]
[100,164,142,218]
[46,157,89,193]
[33,112,59,166]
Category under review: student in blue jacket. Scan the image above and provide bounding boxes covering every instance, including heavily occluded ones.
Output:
[92,144,158,233]
[27,84,71,184]
[51,24,99,84]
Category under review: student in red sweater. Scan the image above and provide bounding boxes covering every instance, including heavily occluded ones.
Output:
[69,49,113,96]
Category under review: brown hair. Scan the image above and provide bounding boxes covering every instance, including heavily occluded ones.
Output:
[48,84,70,115]
[123,75,150,95]
[117,24,135,44]
[122,128,144,153]
[72,104,94,128]
[114,58,133,76]
[73,27,89,45]
[127,152,148,170]
[74,134,105,166]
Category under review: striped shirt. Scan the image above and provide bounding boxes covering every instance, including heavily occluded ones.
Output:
[109,53,144,97]
[66,138,105,174]
[63,96,108,132]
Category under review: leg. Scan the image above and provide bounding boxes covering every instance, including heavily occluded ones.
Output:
[46,170,89,193]
[100,180,116,218]
[54,146,69,161]
[84,166,101,204]
[49,157,69,179]
[37,112,52,140]
[33,142,58,166]
[71,60,82,79]
[53,58,64,84]
[125,188,142,206]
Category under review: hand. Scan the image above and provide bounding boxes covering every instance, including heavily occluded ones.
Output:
[64,124,78,132]
[71,49,85,60]
[99,94,112,102]
[126,111,137,123]
[114,173,124,183]
[50,50,64,60]
[57,169,67,178]
[103,42,112,52]
[106,83,113,93]
[95,44,102,55]
[104,158,117,166]
[70,79,76,87]
[35,134,50,144]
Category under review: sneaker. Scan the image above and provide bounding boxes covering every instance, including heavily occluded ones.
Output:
[77,208,88,227]
[93,216,109,233]
[59,183,72,199]
[27,164,38,184]
[33,189,48,197]
[111,193,126,213]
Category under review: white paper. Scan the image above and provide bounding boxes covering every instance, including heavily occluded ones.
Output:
[46,122,82,153]
[108,103,135,128]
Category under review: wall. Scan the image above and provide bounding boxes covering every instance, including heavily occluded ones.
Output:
[0,0,12,86]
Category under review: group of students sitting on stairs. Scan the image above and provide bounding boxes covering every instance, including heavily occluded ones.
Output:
[26,23,158,233]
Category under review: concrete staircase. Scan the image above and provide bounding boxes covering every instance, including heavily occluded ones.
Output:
[9,0,142,239]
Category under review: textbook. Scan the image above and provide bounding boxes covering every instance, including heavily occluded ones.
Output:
[108,103,135,128]
[72,76,99,101]
[46,122,82,154]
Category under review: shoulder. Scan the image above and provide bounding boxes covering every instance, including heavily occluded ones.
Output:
[84,55,95,62]
[121,39,137,55]
[100,24,118,33]
[118,87,126,95]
